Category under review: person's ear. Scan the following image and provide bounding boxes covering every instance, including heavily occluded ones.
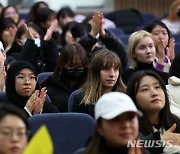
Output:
[3,51,6,60]
[96,121,104,136]
[132,52,136,58]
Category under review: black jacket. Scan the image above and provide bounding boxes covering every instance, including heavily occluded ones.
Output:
[79,30,128,70]
[7,39,59,73]
[41,75,80,112]
[20,39,59,73]
[122,62,168,85]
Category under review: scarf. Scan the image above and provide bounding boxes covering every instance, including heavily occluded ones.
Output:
[6,60,38,108]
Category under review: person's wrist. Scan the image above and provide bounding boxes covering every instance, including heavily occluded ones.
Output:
[90,30,98,38]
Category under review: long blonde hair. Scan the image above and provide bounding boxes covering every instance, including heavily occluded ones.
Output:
[80,49,126,105]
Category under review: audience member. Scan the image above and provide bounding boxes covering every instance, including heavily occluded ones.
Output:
[0,103,29,154]
[41,43,88,112]
[144,20,175,72]
[79,12,128,70]
[122,30,168,85]
[2,60,59,116]
[83,12,116,30]
[166,52,180,118]
[6,23,42,65]
[71,49,126,117]
[28,1,49,23]
[61,21,77,47]
[0,5,24,27]
[34,7,60,45]
[162,0,180,34]
[17,23,59,73]
[0,17,17,52]
[71,22,89,42]
[127,70,180,153]
[57,7,76,29]
[83,92,142,154]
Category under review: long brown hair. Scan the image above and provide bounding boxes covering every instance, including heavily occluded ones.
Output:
[80,49,126,105]
[53,43,88,77]
[83,119,104,154]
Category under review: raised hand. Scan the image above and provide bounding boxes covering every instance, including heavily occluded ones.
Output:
[162,123,180,145]
[44,19,58,41]
[22,23,34,40]
[0,66,6,91]
[156,39,166,64]
[90,12,100,37]
[33,87,47,114]
[166,37,175,61]
[25,90,40,113]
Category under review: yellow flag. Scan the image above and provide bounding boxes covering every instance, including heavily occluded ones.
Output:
[23,125,54,154]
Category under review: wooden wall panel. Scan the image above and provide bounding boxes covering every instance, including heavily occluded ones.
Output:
[114,0,172,17]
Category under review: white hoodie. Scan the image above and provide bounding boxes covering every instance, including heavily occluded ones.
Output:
[166,76,180,118]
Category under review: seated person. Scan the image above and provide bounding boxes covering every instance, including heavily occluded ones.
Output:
[0,103,29,154]
[83,92,142,153]
[41,43,88,112]
[1,60,59,116]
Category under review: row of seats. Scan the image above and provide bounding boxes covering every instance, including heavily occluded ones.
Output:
[0,89,94,154]
[28,113,95,154]
[0,72,92,153]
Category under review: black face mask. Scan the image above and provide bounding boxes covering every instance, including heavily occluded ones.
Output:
[177,9,180,17]
[61,67,87,81]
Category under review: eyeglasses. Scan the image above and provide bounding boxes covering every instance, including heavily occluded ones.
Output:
[0,128,29,140]
[16,75,38,82]
[65,66,86,73]
[6,11,17,16]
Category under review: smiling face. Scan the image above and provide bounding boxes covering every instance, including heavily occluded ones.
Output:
[135,75,165,115]
[0,115,28,154]
[98,112,139,148]
[133,36,156,64]
[15,68,37,97]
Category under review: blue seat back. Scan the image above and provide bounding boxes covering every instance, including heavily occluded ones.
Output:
[68,89,81,112]
[0,92,7,101]
[28,113,95,154]
[37,72,53,84]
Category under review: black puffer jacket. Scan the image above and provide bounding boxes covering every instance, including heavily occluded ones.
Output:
[7,38,59,73]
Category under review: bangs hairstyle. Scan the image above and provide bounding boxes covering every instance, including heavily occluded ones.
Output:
[95,49,121,71]
[143,20,170,39]
[126,70,180,134]
[80,49,126,105]
[53,43,88,77]
[128,30,153,68]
